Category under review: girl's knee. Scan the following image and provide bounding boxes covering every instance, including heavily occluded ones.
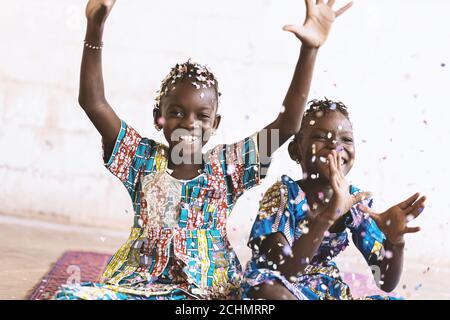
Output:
[246,280,297,300]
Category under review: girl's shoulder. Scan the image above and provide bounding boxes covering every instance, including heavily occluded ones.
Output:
[118,120,170,173]
[119,119,169,151]
[264,175,301,199]
[279,175,306,200]
[258,175,306,220]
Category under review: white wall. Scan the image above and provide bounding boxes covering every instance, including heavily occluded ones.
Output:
[1,0,449,270]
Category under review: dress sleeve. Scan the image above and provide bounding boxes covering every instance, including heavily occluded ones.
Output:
[207,132,271,206]
[347,191,387,267]
[103,119,156,199]
[248,181,299,251]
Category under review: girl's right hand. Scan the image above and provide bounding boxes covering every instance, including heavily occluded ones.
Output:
[283,0,353,48]
[323,150,371,223]
[86,0,116,25]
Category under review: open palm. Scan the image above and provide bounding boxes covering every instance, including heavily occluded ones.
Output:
[283,0,353,48]
[359,193,426,244]
[325,150,371,222]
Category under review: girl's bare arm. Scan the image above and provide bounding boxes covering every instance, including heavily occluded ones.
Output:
[79,0,121,162]
[258,0,353,157]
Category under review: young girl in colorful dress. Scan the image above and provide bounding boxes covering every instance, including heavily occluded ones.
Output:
[55,0,354,300]
[242,99,427,300]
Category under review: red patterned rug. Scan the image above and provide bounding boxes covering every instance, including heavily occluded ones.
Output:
[26,251,111,300]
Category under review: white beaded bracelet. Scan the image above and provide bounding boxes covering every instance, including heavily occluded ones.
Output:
[84,40,103,50]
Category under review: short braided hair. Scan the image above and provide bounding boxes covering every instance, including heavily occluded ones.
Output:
[154,59,221,110]
[295,98,351,140]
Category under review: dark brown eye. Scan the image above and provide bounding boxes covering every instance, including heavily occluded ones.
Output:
[312,134,327,140]
[342,137,353,143]
[170,110,183,117]
[199,113,210,119]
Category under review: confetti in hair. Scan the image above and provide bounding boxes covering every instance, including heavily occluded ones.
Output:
[154,59,221,109]
[295,97,351,140]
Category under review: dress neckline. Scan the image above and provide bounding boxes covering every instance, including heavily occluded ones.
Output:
[163,168,205,183]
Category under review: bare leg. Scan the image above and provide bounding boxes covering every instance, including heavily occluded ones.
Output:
[246,280,298,300]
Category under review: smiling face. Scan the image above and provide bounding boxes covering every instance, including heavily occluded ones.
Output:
[154,80,221,161]
[289,109,355,182]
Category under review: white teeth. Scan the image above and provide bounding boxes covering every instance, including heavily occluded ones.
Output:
[341,159,345,165]
[180,135,199,143]
[319,156,327,163]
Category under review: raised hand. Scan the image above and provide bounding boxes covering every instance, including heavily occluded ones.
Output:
[324,150,371,222]
[86,0,116,25]
[283,0,353,48]
[359,193,426,244]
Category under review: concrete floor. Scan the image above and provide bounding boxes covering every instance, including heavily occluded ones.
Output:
[1,214,449,300]
[0,215,127,300]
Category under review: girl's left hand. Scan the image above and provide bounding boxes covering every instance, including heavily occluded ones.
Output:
[283,0,353,48]
[358,193,426,245]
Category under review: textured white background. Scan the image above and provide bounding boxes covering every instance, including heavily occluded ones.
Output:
[1,0,449,282]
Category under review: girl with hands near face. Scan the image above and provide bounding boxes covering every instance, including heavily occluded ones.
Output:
[242,99,426,300]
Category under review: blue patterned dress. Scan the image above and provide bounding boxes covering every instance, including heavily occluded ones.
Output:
[54,119,269,300]
[242,175,397,300]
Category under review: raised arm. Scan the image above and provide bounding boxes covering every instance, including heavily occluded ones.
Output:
[79,0,121,162]
[259,0,353,157]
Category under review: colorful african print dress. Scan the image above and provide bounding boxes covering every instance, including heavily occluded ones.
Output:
[54,119,269,300]
[242,175,398,300]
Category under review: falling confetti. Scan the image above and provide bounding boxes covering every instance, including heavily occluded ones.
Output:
[302,203,310,212]
[227,164,236,175]
[282,245,293,257]
[422,267,431,274]
[157,117,166,126]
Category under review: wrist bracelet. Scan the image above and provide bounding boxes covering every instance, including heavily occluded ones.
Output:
[84,40,103,50]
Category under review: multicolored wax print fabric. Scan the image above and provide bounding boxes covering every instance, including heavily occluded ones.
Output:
[54,119,269,300]
[241,175,398,300]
